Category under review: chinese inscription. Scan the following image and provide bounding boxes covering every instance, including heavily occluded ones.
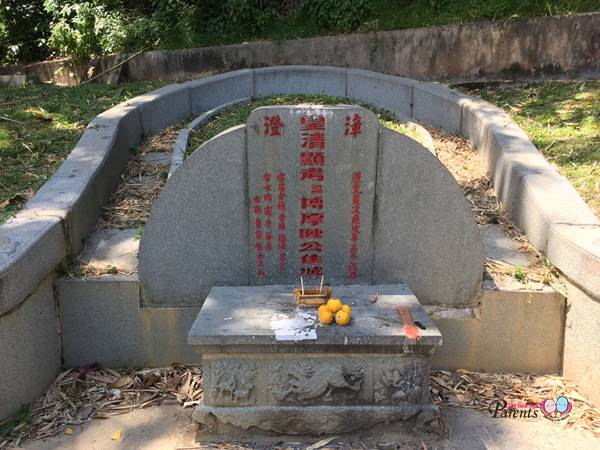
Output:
[247,106,379,285]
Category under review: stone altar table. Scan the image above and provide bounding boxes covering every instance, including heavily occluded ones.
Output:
[188,284,443,434]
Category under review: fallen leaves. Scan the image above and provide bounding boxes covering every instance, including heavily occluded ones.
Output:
[430,370,600,437]
[1,366,599,447]
[95,127,176,230]
[0,365,202,448]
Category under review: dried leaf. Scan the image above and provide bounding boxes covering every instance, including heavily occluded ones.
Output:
[481,388,495,398]
[64,427,73,435]
[306,436,338,450]
[111,430,122,441]
[111,376,134,389]
[452,392,475,403]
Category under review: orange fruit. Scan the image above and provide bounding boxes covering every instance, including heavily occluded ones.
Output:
[335,310,351,326]
[317,304,329,315]
[341,304,351,316]
[319,309,334,325]
[326,298,343,313]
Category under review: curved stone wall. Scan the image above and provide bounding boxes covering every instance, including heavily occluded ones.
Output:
[1,65,598,419]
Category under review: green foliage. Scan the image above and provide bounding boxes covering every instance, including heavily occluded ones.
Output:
[201,0,279,35]
[513,266,527,283]
[0,0,50,64]
[302,0,371,31]
[44,1,130,62]
[2,0,600,63]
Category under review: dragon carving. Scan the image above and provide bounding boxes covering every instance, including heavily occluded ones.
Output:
[271,361,363,403]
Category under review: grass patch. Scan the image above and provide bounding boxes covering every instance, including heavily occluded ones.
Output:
[463,81,600,216]
[0,80,168,223]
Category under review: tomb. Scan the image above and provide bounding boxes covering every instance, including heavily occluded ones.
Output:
[138,105,485,433]
[189,285,442,434]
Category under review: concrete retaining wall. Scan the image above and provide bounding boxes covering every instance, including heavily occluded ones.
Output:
[1,65,598,419]
[6,13,600,85]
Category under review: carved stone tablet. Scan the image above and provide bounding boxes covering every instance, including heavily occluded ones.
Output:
[246,106,378,285]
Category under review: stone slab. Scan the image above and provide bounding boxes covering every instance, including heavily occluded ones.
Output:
[513,171,599,250]
[347,69,416,120]
[188,285,442,351]
[0,216,66,315]
[58,275,201,368]
[412,82,467,134]
[90,105,142,209]
[480,123,552,210]
[461,98,511,153]
[126,84,191,136]
[186,70,253,115]
[373,128,484,306]
[431,288,565,373]
[246,105,379,284]
[0,275,61,421]
[479,224,531,267]
[139,125,248,306]
[546,224,600,299]
[80,228,139,273]
[563,280,600,407]
[254,66,346,98]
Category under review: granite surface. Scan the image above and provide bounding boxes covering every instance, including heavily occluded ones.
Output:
[188,285,442,351]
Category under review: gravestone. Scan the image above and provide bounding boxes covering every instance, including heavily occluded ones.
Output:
[139,105,484,306]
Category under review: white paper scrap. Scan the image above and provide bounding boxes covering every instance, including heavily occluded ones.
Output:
[270,310,317,341]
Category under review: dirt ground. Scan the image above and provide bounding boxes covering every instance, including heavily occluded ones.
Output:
[21,405,598,450]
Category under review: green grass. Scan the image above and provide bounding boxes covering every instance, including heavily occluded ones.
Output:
[463,81,600,216]
[161,0,599,50]
[188,94,422,152]
[0,80,168,223]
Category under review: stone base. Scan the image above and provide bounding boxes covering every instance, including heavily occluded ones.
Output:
[193,403,440,435]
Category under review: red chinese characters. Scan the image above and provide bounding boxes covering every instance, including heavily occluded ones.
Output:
[253,194,264,278]
[264,115,282,136]
[348,171,362,279]
[263,173,273,253]
[299,115,326,278]
[277,172,287,272]
[345,113,362,138]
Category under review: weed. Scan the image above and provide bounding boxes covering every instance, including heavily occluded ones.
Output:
[513,266,527,283]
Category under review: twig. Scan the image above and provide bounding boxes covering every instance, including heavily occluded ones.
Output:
[0,116,25,125]
[80,51,143,85]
